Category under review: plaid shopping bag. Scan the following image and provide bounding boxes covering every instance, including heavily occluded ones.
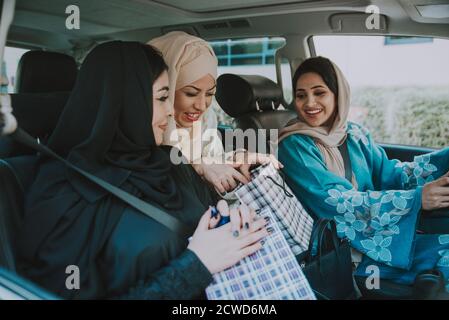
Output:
[234,163,314,256]
[206,208,316,300]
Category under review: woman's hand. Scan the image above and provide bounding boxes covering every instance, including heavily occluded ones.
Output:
[233,151,283,181]
[192,163,250,193]
[211,200,265,237]
[187,206,270,274]
[191,152,283,193]
[422,171,449,211]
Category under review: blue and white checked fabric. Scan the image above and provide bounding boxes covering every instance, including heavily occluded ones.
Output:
[206,208,316,300]
[235,163,314,256]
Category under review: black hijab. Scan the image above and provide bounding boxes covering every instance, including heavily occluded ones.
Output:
[17,41,183,298]
[47,41,182,208]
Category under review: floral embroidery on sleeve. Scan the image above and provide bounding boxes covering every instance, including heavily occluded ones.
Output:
[347,123,370,146]
[380,190,415,210]
[370,212,401,236]
[360,235,392,262]
[437,250,449,268]
[325,185,362,213]
[395,154,438,189]
[439,235,449,245]
[325,184,417,266]
[438,235,449,268]
[334,213,367,241]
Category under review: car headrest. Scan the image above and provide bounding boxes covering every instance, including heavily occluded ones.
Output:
[10,92,69,137]
[216,74,283,118]
[0,92,70,158]
[15,51,77,93]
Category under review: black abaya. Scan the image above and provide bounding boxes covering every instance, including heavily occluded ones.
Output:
[16,41,218,299]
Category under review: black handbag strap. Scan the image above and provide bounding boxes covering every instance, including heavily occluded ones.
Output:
[307,219,341,258]
[11,128,191,239]
[317,220,340,260]
[338,139,352,182]
[306,218,331,262]
[307,219,328,253]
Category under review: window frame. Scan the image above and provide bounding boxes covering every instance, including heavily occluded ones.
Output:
[209,36,290,126]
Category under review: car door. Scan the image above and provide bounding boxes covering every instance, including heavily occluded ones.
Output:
[0,267,59,300]
[380,143,436,162]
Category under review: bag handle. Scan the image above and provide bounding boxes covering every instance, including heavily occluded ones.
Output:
[306,219,342,262]
[305,218,330,263]
[305,219,343,286]
[317,221,342,276]
[265,170,294,198]
[318,220,340,260]
[11,128,191,239]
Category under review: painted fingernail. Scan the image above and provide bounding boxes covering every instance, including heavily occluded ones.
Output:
[244,222,249,230]
[210,206,219,218]
[267,227,274,234]
[233,230,239,238]
[260,240,265,246]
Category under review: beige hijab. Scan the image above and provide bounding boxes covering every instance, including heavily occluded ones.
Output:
[279,60,357,188]
[148,31,219,162]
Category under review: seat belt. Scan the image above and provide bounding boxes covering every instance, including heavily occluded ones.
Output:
[10,128,191,239]
[338,140,352,183]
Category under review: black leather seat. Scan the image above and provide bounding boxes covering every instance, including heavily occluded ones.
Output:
[0,92,70,158]
[0,49,75,158]
[0,92,60,271]
[0,51,75,274]
[0,155,38,271]
[15,50,77,94]
[0,159,23,271]
[0,92,67,270]
[215,74,296,153]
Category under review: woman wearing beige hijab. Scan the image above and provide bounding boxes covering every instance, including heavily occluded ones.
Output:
[148,31,281,194]
[278,56,449,291]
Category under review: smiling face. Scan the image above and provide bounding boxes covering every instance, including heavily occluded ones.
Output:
[173,74,216,128]
[294,72,337,127]
[152,70,171,145]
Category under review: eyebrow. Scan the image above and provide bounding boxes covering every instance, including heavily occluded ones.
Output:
[184,84,217,91]
[296,85,326,91]
[158,86,169,92]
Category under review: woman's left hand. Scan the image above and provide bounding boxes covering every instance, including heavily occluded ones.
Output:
[208,200,259,236]
[232,151,283,181]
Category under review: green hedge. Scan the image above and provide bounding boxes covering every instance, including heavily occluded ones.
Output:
[353,87,449,148]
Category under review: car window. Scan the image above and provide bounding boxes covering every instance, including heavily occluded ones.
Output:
[312,35,449,149]
[209,37,289,127]
[2,46,28,93]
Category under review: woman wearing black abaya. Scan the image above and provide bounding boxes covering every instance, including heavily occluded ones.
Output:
[16,41,268,299]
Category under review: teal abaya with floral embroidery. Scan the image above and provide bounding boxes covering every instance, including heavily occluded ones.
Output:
[279,121,449,289]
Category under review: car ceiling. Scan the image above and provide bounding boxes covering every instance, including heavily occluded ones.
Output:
[6,0,449,52]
